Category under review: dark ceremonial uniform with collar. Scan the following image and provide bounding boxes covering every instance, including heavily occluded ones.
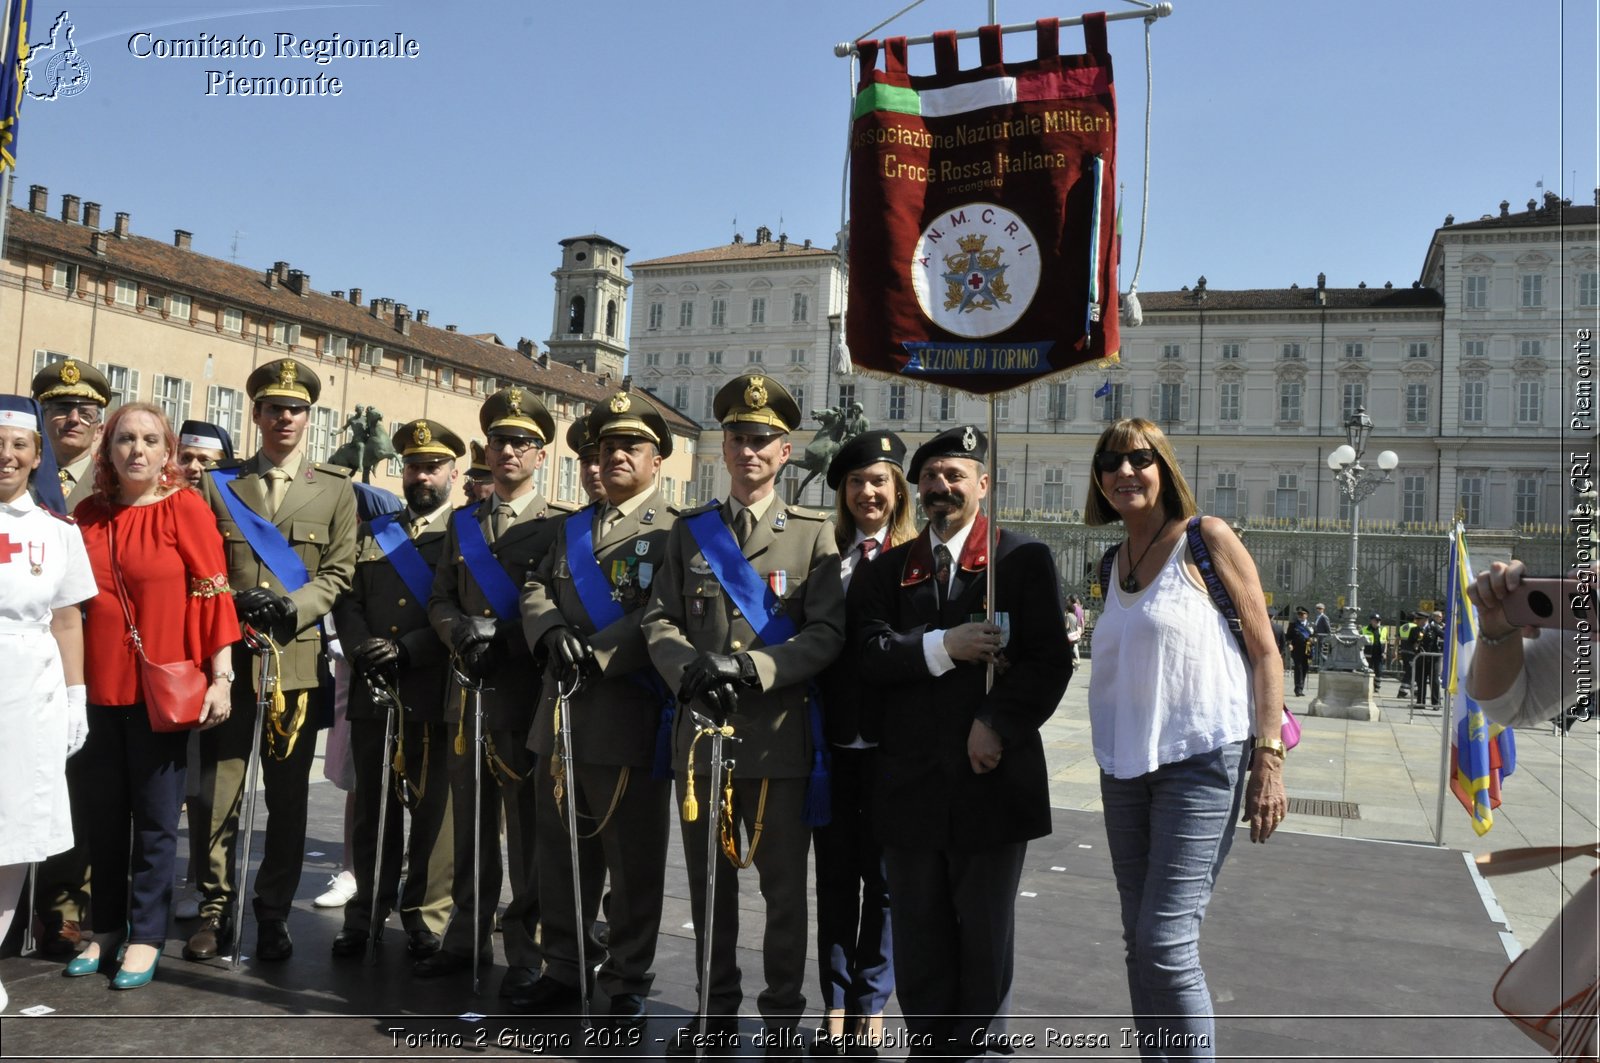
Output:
[640,374,845,1034]
[849,426,1072,1057]
[425,388,569,987]
[520,390,679,1010]
[29,358,111,950]
[193,359,358,937]
[330,420,465,951]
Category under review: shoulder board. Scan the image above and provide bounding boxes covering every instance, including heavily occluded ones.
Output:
[665,504,682,516]
[315,462,354,478]
[44,507,76,524]
[782,505,830,522]
[680,500,720,517]
[547,499,578,515]
[211,458,247,472]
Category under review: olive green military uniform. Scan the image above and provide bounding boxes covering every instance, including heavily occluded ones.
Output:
[640,374,845,1030]
[522,394,679,1003]
[194,449,357,926]
[425,387,569,986]
[332,496,457,946]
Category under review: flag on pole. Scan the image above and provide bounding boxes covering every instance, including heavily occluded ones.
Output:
[1093,379,1111,398]
[1446,523,1516,835]
[0,0,28,172]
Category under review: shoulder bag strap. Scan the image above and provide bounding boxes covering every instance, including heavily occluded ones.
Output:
[105,519,149,663]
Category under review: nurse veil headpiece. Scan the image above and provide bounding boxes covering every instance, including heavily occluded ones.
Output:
[0,394,65,513]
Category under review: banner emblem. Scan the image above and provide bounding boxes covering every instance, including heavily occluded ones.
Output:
[912,204,1039,337]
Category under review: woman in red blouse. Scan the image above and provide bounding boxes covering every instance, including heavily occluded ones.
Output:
[71,403,238,989]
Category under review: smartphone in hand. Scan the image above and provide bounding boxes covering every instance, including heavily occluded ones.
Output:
[1500,577,1592,630]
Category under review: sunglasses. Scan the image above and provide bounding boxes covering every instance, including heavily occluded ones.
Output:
[1093,448,1158,474]
[44,400,103,424]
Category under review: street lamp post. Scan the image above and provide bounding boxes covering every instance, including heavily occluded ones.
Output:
[1323,407,1400,673]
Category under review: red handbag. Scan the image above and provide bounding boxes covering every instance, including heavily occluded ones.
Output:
[108,523,207,732]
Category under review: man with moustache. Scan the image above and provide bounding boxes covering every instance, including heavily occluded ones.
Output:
[176,420,235,486]
[642,374,844,1059]
[328,419,463,961]
[518,391,677,1027]
[187,357,357,963]
[849,425,1072,1059]
[421,387,567,997]
[26,359,111,955]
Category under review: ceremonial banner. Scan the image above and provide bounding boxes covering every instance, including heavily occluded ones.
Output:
[1445,524,1516,835]
[848,15,1118,394]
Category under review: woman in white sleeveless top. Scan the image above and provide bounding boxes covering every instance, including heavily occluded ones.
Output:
[1085,418,1288,1062]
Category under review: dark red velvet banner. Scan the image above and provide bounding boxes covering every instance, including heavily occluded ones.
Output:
[847,16,1119,395]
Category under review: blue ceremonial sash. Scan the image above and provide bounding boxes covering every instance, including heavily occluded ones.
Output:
[210,466,310,592]
[370,512,434,604]
[565,509,624,630]
[451,506,520,621]
[683,505,796,647]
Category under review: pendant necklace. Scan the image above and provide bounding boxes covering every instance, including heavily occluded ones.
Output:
[1120,518,1172,593]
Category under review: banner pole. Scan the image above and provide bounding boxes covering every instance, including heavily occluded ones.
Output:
[985,394,997,694]
[834,3,1172,57]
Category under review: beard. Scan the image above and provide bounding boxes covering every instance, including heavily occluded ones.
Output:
[405,480,446,514]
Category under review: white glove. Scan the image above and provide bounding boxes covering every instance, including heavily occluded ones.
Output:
[65,685,88,757]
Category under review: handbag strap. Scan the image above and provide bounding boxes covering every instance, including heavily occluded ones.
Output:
[1476,843,1600,878]
[105,519,149,662]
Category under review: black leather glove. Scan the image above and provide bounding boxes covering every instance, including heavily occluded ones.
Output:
[678,652,756,703]
[702,681,740,722]
[351,637,406,678]
[457,638,504,682]
[540,626,595,676]
[235,587,295,628]
[449,615,498,656]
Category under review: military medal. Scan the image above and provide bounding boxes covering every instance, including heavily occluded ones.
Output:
[29,541,43,576]
[767,570,788,596]
[637,562,653,589]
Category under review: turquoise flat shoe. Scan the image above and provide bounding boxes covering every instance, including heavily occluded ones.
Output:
[111,952,159,990]
[63,952,100,977]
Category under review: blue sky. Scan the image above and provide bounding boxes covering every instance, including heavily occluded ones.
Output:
[13,0,1597,344]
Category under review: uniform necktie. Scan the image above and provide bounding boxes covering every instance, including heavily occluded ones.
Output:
[859,537,879,562]
[264,467,290,518]
[601,506,622,542]
[410,514,428,540]
[734,507,756,548]
[490,501,512,543]
[934,543,953,606]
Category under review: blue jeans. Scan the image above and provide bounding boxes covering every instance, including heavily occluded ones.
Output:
[1100,742,1247,1063]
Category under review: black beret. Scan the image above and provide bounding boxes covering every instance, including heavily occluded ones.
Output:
[826,430,906,491]
[908,424,988,483]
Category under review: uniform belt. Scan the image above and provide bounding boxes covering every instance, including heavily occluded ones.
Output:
[0,617,51,633]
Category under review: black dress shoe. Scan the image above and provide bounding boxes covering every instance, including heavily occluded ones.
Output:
[406,929,442,958]
[256,919,293,962]
[811,1029,844,1057]
[667,1017,740,1057]
[412,950,476,978]
[606,992,647,1030]
[498,964,538,999]
[762,1025,804,1062]
[182,914,231,961]
[508,974,582,1013]
[330,928,367,958]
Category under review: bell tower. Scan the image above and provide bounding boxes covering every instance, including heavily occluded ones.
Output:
[547,235,630,382]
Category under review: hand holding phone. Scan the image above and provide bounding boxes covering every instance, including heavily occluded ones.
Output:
[1501,577,1592,630]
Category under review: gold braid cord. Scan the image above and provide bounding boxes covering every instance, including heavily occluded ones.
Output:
[549,688,628,837]
[371,674,427,808]
[681,721,763,869]
[262,637,306,761]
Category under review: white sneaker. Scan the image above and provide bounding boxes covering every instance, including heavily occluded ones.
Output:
[313,870,357,908]
[174,890,202,920]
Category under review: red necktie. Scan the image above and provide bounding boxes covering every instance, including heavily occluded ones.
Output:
[859,536,879,562]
